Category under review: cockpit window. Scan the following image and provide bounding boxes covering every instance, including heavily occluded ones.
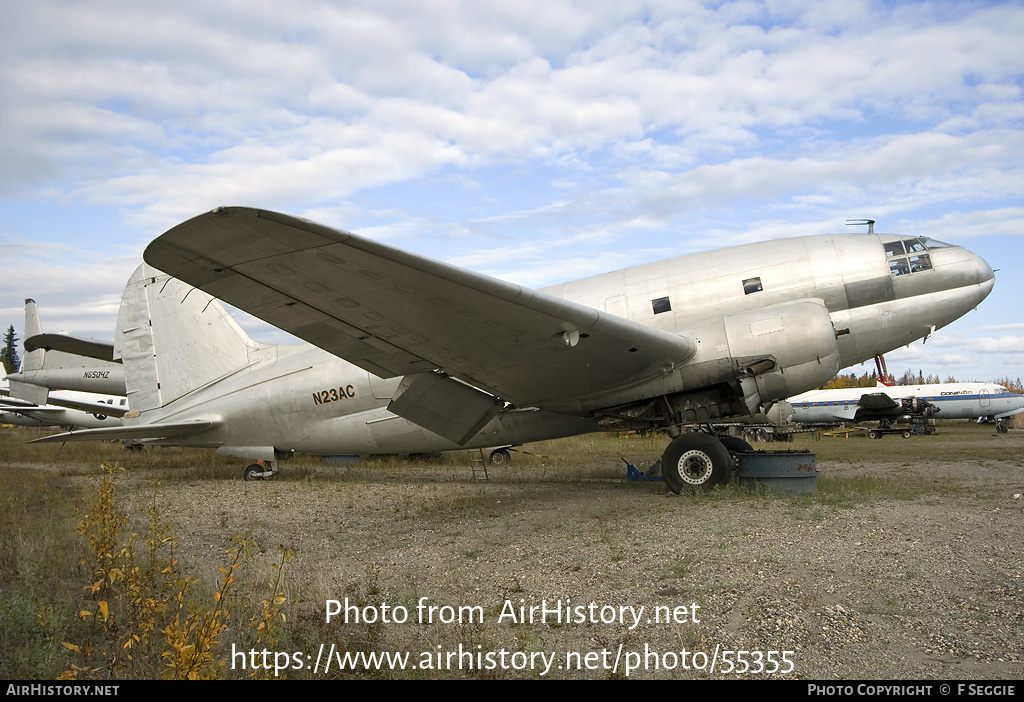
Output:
[918,237,954,249]
[908,254,932,272]
[884,237,941,276]
[888,258,910,276]
[884,241,905,257]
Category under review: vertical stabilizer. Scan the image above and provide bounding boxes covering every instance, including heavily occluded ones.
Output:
[20,299,44,372]
[116,264,262,418]
[11,299,49,405]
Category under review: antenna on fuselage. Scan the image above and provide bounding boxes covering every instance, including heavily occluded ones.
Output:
[846,218,875,234]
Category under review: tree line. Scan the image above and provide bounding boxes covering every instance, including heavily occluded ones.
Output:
[823,369,1024,394]
[1,325,18,374]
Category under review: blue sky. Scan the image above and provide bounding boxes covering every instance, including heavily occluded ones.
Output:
[2,0,1022,383]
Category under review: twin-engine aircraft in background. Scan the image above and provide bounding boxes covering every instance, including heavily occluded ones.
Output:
[2,299,128,429]
[6,299,126,405]
[34,207,995,492]
[1,369,126,429]
[782,382,1024,431]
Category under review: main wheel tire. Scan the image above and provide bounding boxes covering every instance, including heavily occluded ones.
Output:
[997,422,1009,434]
[243,464,263,481]
[902,430,912,439]
[719,436,753,455]
[868,430,881,439]
[489,448,511,465]
[661,434,732,494]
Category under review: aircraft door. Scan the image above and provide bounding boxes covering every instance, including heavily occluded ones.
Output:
[604,294,628,319]
[980,390,990,408]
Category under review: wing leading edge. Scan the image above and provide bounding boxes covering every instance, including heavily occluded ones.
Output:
[144,207,697,416]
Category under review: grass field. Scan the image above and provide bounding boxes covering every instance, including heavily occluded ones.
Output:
[2,421,1021,679]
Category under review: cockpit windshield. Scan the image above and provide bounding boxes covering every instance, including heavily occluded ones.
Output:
[882,237,954,276]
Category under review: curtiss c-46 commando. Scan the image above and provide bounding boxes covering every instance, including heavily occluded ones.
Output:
[35,209,995,492]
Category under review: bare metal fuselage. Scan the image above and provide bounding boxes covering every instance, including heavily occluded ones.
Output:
[134,231,993,457]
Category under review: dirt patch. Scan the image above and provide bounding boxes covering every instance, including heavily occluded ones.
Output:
[18,426,1024,678]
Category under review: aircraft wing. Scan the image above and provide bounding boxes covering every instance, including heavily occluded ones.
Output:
[856,393,901,412]
[0,396,36,409]
[25,333,119,364]
[29,420,218,444]
[145,207,698,416]
[0,404,65,413]
[43,395,129,418]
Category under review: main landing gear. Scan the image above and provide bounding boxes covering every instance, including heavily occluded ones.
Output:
[659,433,749,494]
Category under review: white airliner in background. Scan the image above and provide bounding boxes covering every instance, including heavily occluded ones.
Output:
[783,382,1024,425]
[1,369,126,429]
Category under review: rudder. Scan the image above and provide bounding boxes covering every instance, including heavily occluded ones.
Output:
[115,264,262,417]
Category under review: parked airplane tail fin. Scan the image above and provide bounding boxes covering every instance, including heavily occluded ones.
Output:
[20,299,44,372]
[9,299,51,404]
[115,264,263,417]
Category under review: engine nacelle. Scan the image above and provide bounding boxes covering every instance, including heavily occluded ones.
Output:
[724,300,841,412]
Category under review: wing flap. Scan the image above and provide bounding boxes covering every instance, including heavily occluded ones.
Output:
[25,333,118,363]
[145,207,697,408]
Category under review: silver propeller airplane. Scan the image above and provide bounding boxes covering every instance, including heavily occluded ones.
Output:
[6,299,126,406]
[3,299,128,429]
[34,207,995,492]
[1,369,126,429]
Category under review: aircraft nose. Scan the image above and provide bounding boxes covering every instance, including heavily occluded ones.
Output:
[974,250,995,296]
[963,247,995,303]
[932,244,995,301]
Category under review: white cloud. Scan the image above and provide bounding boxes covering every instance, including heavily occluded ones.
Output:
[2,0,1023,382]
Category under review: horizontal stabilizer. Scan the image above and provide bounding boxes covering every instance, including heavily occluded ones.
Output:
[1,404,64,413]
[29,419,218,444]
[1,396,38,409]
[25,333,119,364]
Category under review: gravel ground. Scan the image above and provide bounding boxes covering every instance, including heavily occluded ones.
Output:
[55,428,1024,679]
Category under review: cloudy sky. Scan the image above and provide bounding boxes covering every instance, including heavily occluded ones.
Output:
[2,0,1022,384]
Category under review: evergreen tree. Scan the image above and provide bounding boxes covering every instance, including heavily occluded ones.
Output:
[1,325,19,374]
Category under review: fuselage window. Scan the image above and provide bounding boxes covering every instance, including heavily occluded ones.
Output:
[652,296,672,314]
[742,277,763,295]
